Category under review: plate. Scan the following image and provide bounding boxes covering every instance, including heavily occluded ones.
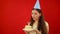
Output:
[23,28,33,31]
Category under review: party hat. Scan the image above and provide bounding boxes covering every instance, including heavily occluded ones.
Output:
[34,0,40,9]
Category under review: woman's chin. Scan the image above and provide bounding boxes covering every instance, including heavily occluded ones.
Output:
[33,19,36,21]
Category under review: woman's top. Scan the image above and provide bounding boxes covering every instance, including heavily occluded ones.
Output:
[30,23,38,34]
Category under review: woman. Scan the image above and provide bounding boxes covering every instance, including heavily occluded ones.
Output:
[24,8,49,34]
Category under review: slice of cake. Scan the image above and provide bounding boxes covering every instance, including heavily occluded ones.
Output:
[23,25,33,31]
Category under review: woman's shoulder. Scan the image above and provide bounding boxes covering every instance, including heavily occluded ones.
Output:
[44,21,49,32]
[45,21,49,26]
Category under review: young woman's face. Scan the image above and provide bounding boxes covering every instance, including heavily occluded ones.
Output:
[32,10,41,21]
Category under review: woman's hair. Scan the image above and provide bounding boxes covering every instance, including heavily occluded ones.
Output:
[30,8,47,34]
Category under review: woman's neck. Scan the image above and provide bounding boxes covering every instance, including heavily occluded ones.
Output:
[34,20,38,24]
[35,19,39,22]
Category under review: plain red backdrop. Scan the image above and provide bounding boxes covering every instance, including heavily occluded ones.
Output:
[0,0,60,34]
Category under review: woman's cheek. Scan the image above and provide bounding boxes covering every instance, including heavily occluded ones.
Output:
[35,15,39,19]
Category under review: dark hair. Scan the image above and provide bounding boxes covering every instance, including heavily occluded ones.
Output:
[30,8,47,34]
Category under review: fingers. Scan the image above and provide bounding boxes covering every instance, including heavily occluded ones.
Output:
[28,22,30,25]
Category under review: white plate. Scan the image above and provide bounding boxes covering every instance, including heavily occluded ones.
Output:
[23,29,33,31]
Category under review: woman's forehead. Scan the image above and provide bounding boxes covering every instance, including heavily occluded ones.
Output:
[32,10,39,13]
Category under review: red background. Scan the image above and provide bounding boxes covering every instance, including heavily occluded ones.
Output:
[0,0,60,34]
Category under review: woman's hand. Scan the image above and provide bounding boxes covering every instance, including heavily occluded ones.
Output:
[24,29,41,34]
[32,29,38,32]
[24,29,37,32]
[24,30,30,34]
